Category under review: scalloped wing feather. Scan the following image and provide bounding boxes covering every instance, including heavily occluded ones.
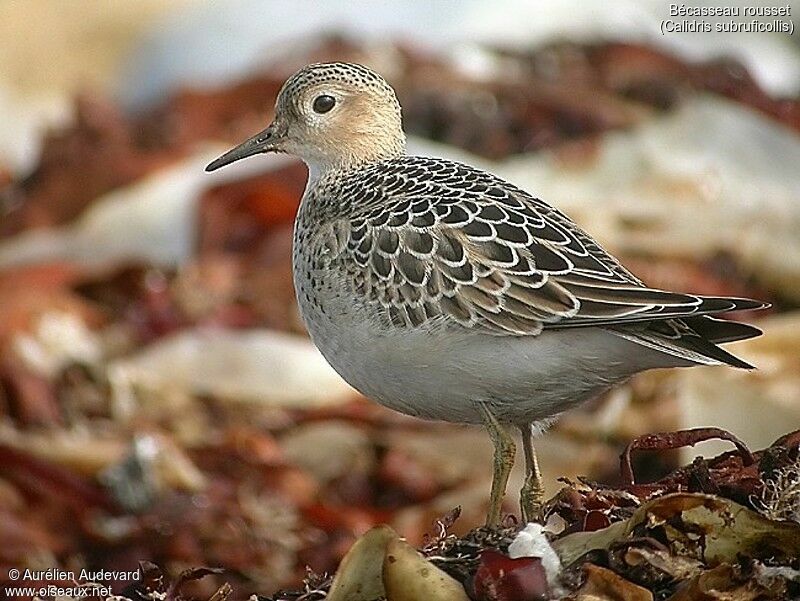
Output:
[313,157,765,340]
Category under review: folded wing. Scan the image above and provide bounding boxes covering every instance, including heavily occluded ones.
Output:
[322,157,766,366]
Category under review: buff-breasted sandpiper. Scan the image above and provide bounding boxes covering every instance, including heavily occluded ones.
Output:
[206,62,766,525]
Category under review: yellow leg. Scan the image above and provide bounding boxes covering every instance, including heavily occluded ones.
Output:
[478,403,516,526]
[519,423,545,523]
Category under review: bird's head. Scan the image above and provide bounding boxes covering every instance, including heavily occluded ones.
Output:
[206,62,406,176]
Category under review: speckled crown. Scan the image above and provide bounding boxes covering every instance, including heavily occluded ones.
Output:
[278,62,398,102]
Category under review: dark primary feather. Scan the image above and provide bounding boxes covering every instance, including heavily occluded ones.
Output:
[683,316,763,344]
[309,155,766,368]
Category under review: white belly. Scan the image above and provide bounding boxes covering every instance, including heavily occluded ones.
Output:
[297,291,676,425]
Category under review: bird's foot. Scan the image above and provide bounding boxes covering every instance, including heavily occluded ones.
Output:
[520,470,545,523]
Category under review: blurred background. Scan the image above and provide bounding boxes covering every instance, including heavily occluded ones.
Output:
[0,0,798,598]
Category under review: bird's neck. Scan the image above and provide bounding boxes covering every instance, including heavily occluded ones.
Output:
[305,136,406,184]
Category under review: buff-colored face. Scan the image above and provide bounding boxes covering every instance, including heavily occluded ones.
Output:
[206,62,406,174]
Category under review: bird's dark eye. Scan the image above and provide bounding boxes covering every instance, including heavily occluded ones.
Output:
[312,94,336,114]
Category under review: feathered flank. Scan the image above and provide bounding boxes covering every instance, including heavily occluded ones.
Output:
[306,155,766,369]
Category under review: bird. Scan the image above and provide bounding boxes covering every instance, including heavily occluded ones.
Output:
[206,62,767,525]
